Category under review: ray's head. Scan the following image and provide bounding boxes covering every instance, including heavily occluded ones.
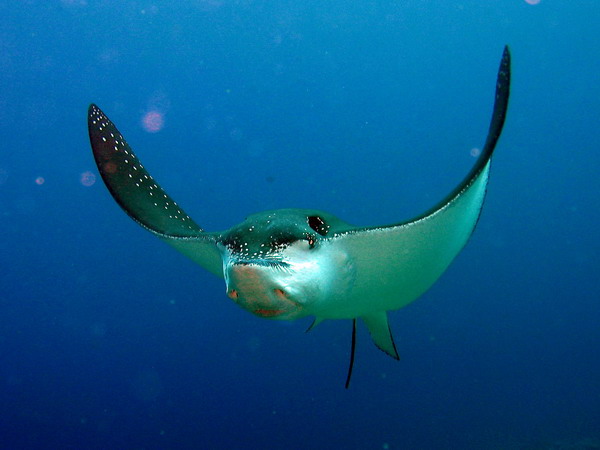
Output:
[218,209,352,320]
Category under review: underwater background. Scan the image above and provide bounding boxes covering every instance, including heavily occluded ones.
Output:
[1,1,599,449]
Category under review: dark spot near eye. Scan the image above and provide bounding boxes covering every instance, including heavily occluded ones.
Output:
[272,235,295,248]
[308,216,329,236]
[223,237,243,252]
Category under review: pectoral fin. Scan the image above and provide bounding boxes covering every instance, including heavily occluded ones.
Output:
[88,104,224,276]
[361,311,399,360]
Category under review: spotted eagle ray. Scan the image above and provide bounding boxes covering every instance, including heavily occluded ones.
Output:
[88,46,510,387]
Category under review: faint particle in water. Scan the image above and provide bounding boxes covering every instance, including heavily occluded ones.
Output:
[147,90,171,112]
[204,117,217,131]
[524,0,541,4]
[247,336,261,352]
[15,195,36,214]
[229,127,243,142]
[5,374,22,387]
[132,369,163,403]
[248,140,266,157]
[0,168,8,185]
[194,0,223,12]
[141,110,165,133]
[80,170,96,187]
[470,147,481,157]
[90,322,106,338]
[60,0,87,7]
[35,176,45,185]
[98,48,120,64]
[140,5,159,15]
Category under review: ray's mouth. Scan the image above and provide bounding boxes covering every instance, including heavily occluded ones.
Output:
[253,308,286,318]
[226,286,296,318]
[233,259,291,269]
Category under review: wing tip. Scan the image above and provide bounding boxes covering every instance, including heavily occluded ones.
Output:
[88,103,100,116]
[500,44,511,90]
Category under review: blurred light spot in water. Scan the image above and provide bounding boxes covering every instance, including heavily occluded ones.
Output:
[35,176,45,185]
[80,170,96,187]
[142,110,164,133]
[524,0,541,4]
[470,147,481,157]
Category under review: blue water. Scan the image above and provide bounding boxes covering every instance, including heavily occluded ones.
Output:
[1,1,599,449]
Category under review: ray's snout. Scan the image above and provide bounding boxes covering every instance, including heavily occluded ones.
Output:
[224,261,300,319]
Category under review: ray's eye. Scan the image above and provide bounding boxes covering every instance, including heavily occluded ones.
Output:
[308,215,329,236]
[306,234,316,249]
